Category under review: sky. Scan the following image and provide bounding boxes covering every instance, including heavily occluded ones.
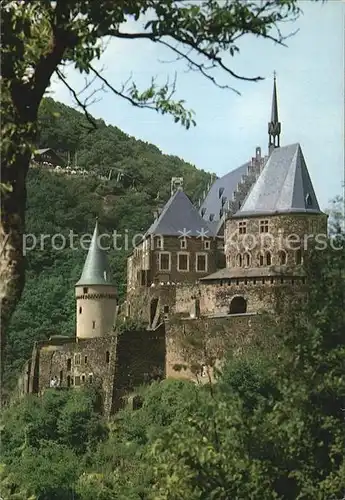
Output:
[51,1,345,211]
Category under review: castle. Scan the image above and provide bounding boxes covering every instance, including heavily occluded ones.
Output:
[18,77,328,415]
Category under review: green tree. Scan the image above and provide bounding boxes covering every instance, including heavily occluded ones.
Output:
[1,0,306,383]
[1,386,108,498]
[57,386,108,454]
[147,240,345,499]
[6,441,80,500]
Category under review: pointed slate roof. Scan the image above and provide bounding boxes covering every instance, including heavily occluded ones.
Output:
[147,189,216,237]
[76,220,115,286]
[233,143,321,217]
[199,161,250,222]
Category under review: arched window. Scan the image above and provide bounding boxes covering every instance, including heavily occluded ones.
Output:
[266,252,272,266]
[229,296,247,315]
[106,351,110,363]
[278,250,287,265]
[67,358,71,371]
[243,253,250,267]
[296,249,302,265]
[258,253,264,266]
[236,254,242,267]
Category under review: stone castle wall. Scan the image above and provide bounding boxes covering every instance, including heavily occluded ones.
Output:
[126,284,177,324]
[174,279,304,316]
[19,327,165,416]
[111,326,165,412]
[165,313,276,381]
[225,213,328,270]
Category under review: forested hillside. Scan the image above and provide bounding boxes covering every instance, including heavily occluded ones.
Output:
[5,98,211,383]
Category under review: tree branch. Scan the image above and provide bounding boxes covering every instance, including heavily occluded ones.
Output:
[87,64,171,111]
[55,68,97,129]
[157,39,241,94]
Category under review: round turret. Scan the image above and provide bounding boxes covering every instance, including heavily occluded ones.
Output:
[75,220,117,339]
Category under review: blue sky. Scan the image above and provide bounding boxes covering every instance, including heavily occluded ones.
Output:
[51,1,344,210]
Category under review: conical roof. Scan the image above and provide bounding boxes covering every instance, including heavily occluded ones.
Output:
[234,143,321,217]
[147,189,216,237]
[76,220,115,286]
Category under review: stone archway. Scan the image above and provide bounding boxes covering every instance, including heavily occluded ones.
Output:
[229,296,247,314]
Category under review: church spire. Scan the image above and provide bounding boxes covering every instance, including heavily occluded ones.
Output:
[268,72,281,154]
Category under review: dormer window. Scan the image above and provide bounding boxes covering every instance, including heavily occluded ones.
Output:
[306,193,312,206]
[218,187,224,198]
[221,196,227,207]
[219,209,224,218]
[155,236,163,249]
[180,238,187,249]
[201,208,206,217]
[209,214,214,222]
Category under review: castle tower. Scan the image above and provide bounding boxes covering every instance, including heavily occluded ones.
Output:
[75,219,117,339]
[268,72,281,154]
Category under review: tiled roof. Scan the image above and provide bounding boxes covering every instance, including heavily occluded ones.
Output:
[147,189,216,237]
[76,220,115,286]
[234,143,321,217]
[199,162,250,222]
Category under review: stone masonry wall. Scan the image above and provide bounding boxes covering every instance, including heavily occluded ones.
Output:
[165,313,275,382]
[126,284,177,324]
[22,327,165,416]
[174,279,304,316]
[111,325,165,412]
[225,213,328,270]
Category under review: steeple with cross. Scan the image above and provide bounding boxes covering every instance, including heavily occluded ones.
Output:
[268,71,281,154]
